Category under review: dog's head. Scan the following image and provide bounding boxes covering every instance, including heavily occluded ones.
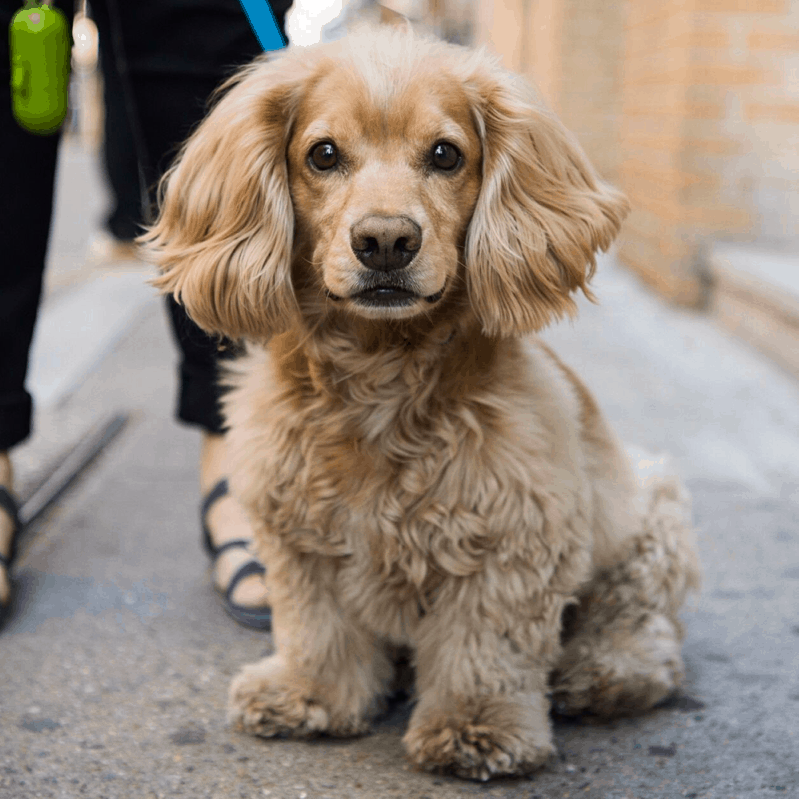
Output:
[145,27,629,340]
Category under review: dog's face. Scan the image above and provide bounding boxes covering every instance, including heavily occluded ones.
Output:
[145,28,629,340]
[287,65,482,321]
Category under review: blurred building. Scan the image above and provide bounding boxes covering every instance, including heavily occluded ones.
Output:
[412,0,798,372]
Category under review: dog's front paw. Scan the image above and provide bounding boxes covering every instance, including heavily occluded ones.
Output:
[403,694,555,781]
[228,658,371,739]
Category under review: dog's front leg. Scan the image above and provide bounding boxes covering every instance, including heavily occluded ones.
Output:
[228,552,393,739]
[403,573,560,780]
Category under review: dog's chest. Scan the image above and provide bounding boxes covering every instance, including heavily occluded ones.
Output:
[232,342,595,638]
[264,379,508,584]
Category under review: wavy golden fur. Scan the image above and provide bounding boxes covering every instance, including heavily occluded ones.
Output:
[143,27,700,780]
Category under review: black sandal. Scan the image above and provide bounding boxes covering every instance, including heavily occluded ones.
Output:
[0,486,21,629]
[201,478,272,630]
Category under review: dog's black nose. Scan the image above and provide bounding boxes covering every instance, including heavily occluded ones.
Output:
[350,215,421,272]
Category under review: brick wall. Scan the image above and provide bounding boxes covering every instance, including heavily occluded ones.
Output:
[473,0,627,178]
[466,0,798,307]
[618,0,798,304]
[556,0,627,182]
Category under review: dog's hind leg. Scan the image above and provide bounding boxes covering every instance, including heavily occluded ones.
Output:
[228,551,393,739]
[550,474,701,718]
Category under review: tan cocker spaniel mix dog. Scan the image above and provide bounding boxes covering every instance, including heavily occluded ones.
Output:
[144,27,700,780]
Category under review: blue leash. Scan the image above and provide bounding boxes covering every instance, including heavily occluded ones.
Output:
[237,0,287,51]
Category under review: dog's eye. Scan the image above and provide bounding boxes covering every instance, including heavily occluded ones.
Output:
[309,142,338,171]
[431,142,461,171]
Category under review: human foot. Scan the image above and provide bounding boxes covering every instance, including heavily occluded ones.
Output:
[0,453,20,627]
[200,433,271,629]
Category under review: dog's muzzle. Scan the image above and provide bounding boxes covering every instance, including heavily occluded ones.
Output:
[323,216,444,308]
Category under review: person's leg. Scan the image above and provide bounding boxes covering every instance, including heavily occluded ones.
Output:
[164,294,270,617]
[106,0,291,624]
[109,0,290,437]
[89,0,145,251]
[0,0,72,617]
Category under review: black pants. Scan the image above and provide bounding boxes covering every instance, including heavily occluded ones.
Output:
[92,0,143,243]
[0,0,292,450]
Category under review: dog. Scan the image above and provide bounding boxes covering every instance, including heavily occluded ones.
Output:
[143,26,701,781]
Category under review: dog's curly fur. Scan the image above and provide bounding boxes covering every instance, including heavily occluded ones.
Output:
[143,27,701,780]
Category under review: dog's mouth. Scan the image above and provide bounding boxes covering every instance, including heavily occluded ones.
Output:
[326,283,446,307]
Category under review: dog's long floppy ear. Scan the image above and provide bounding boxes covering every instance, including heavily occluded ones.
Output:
[463,61,630,337]
[142,54,307,341]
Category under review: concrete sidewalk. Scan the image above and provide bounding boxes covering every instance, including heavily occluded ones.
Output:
[0,141,797,799]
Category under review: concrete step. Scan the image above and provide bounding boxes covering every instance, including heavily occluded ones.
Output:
[708,243,798,375]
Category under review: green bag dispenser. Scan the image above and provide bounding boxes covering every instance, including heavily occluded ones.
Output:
[9,1,71,135]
